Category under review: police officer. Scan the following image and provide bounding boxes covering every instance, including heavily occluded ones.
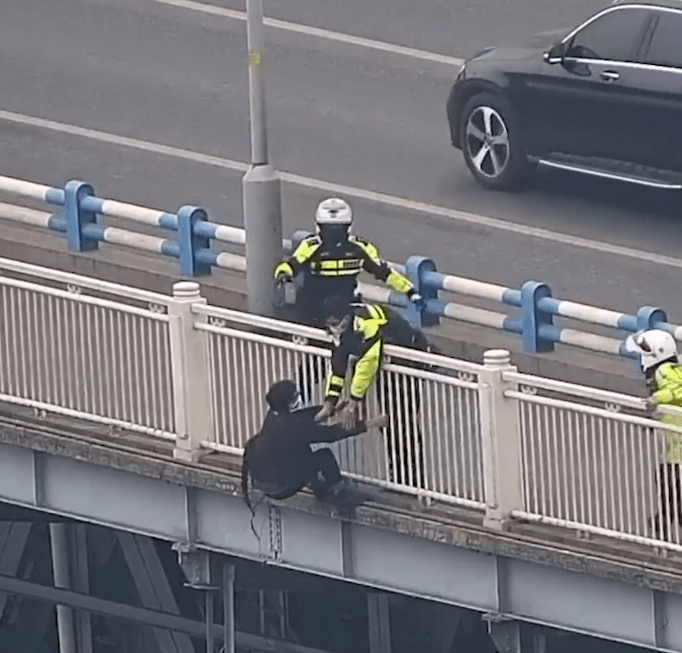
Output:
[315,295,436,489]
[627,329,682,538]
[241,380,386,505]
[274,197,424,326]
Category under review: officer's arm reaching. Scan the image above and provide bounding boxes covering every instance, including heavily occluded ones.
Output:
[274,236,321,286]
[352,238,424,308]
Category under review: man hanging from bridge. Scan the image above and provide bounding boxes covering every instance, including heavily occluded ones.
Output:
[241,380,387,509]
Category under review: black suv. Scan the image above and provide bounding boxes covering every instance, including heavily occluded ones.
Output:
[447,0,682,191]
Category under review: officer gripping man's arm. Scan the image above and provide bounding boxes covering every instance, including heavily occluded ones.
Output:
[274,198,424,325]
[315,296,388,427]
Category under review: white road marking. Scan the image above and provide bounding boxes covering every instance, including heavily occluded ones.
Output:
[146,0,465,67]
[1,107,681,271]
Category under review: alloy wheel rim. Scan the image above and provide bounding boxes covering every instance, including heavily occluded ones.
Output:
[465,106,510,178]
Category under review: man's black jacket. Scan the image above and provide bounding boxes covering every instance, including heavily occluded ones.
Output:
[241,406,367,494]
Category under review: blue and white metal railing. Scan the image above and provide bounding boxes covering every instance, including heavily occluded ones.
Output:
[0,173,675,363]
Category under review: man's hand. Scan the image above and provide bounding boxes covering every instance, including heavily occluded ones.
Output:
[644,396,658,415]
[275,272,293,288]
[339,399,360,430]
[315,399,336,422]
[408,290,425,309]
[366,414,389,430]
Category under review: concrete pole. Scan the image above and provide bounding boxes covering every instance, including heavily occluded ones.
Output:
[49,523,77,653]
[242,0,283,316]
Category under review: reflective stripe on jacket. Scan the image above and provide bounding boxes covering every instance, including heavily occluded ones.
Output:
[274,234,414,293]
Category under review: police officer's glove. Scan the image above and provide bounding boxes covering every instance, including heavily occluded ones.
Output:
[315,399,336,422]
[339,399,361,430]
[644,396,658,415]
[275,272,293,288]
[408,290,425,309]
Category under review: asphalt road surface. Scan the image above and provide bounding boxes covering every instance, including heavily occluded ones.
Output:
[2,0,682,328]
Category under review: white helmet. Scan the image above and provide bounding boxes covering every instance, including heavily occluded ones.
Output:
[316,198,352,227]
[626,329,678,372]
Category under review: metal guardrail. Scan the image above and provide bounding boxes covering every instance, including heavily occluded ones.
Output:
[2,255,682,554]
[0,174,678,365]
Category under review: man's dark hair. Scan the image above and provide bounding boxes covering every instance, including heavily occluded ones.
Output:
[266,380,298,413]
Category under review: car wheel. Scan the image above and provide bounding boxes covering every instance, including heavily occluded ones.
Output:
[460,92,532,191]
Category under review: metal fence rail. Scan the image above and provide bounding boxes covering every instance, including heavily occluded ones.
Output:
[505,371,682,551]
[194,303,486,508]
[4,255,682,554]
[0,276,176,439]
[3,173,682,365]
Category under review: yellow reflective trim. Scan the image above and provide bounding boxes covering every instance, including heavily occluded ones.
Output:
[315,269,359,277]
[350,340,383,399]
[352,237,381,261]
[293,238,321,264]
[386,269,414,294]
[274,261,294,277]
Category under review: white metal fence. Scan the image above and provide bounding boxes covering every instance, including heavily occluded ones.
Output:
[505,372,682,551]
[3,256,682,555]
[0,259,176,438]
[194,303,486,508]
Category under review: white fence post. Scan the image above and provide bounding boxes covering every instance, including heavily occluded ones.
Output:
[168,281,213,462]
[479,349,523,530]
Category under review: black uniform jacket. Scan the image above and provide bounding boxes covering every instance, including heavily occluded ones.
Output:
[243,406,366,490]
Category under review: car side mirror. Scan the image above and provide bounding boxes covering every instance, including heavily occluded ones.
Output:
[543,42,566,64]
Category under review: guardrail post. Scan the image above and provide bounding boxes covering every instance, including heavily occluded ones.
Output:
[479,349,523,531]
[521,281,554,353]
[404,256,439,327]
[168,281,214,462]
[64,180,99,251]
[177,206,212,277]
[636,306,667,331]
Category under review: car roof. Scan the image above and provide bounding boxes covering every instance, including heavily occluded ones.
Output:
[611,0,682,8]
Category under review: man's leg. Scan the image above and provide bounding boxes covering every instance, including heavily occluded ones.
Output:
[308,449,343,499]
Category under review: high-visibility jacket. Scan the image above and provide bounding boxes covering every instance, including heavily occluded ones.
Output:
[652,362,682,464]
[324,303,390,403]
[274,234,415,300]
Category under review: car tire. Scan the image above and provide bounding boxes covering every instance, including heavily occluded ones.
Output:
[459,92,532,191]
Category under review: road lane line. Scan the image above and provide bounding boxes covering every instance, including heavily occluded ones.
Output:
[2,107,682,270]
[146,0,465,67]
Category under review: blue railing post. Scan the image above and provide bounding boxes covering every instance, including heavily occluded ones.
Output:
[521,281,554,353]
[404,256,439,327]
[177,206,211,276]
[636,306,667,331]
[64,180,98,251]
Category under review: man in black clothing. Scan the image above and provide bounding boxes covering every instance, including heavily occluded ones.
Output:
[241,380,386,504]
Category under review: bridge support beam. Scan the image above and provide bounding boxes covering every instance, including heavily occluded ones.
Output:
[367,594,391,653]
[0,522,31,622]
[50,524,93,653]
[485,616,548,653]
[118,532,195,653]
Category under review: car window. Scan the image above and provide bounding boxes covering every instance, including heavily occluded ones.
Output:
[643,11,682,68]
[566,8,648,62]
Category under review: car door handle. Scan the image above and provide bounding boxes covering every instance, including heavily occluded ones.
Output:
[600,70,620,81]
